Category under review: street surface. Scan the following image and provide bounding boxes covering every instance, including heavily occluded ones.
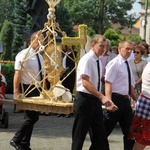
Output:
[0,94,149,150]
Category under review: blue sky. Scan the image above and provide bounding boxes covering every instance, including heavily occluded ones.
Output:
[128,0,141,15]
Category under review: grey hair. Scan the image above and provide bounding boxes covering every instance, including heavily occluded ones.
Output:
[106,39,111,46]
[91,34,105,45]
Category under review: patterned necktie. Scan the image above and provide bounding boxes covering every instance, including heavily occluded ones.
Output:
[125,61,131,94]
[96,60,100,91]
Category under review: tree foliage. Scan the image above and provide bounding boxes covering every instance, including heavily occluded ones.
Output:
[0,19,13,60]
[11,0,28,59]
[0,0,13,29]
[64,0,136,34]
[0,0,142,60]
[128,35,142,43]
[103,28,122,46]
[1,63,14,93]
[56,1,74,36]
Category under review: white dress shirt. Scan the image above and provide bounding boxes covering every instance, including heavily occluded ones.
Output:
[105,54,135,95]
[76,50,102,93]
[15,47,44,84]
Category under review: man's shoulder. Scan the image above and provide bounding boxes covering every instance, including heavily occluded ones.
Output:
[80,51,92,60]
[109,52,117,58]
[78,52,95,67]
[108,55,118,62]
[79,54,90,64]
[16,48,28,56]
[106,55,120,68]
[15,48,30,61]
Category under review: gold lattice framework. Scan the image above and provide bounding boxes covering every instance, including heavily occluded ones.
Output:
[19,0,87,103]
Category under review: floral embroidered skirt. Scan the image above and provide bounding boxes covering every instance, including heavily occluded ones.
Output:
[129,94,150,145]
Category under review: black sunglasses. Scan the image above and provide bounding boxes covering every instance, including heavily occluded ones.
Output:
[133,51,140,54]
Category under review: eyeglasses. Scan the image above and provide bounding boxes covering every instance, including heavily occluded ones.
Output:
[133,51,140,54]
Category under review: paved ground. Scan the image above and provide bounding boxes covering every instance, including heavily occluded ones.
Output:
[0,94,149,150]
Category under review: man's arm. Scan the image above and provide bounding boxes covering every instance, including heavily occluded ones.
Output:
[105,81,112,100]
[13,70,21,99]
[82,74,118,111]
[82,74,103,100]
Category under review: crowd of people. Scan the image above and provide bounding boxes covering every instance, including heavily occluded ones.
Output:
[11,1,149,149]
[1,30,149,150]
[72,37,150,150]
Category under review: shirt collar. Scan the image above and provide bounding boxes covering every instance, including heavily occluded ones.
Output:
[118,54,127,63]
[28,47,37,54]
[89,50,99,61]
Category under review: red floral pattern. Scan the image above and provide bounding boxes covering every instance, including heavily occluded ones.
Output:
[129,116,150,145]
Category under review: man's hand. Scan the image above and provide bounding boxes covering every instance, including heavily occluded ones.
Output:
[105,104,118,112]
[14,92,20,99]
[101,95,118,112]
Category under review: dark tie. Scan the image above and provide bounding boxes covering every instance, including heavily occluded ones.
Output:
[125,61,131,94]
[96,60,100,91]
[36,53,43,80]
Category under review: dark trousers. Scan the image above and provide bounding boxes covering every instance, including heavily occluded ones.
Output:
[103,93,135,150]
[72,92,109,150]
[12,84,40,147]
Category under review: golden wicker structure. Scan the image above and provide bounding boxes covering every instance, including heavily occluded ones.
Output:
[13,0,87,114]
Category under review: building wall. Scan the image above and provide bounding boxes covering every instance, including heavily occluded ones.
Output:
[139,10,150,44]
[140,16,150,44]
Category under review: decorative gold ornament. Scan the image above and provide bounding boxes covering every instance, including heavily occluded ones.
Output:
[15,0,88,113]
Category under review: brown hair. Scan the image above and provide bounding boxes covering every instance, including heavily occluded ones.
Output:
[133,45,145,55]
[141,43,149,50]
[118,40,133,48]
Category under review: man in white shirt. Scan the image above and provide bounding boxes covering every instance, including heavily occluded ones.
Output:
[10,31,44,150]
[72,34,118,150]
[104,40,137,150]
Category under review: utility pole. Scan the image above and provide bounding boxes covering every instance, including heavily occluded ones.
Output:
[144,0,148,40]
[98,0,104,34]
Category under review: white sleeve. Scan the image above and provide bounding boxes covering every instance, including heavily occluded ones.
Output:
[14,52,24,70]
[105,61,117,83]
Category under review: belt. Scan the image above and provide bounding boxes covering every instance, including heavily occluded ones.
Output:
[140,93,150,100]
[112,93,128,99]
[78,91,95,98]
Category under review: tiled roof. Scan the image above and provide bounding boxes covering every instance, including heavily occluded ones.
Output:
[110,18,140,36]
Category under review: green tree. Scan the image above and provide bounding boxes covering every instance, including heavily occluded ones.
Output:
[103,28,122,46]
[1,63,14,93]
[64,0,136,34]
[0,19,13,60]
[23,13,32,43]
[128,35,141,44]
[56,1,74,36]
[0,0,13,30]
[12,0,28,59]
